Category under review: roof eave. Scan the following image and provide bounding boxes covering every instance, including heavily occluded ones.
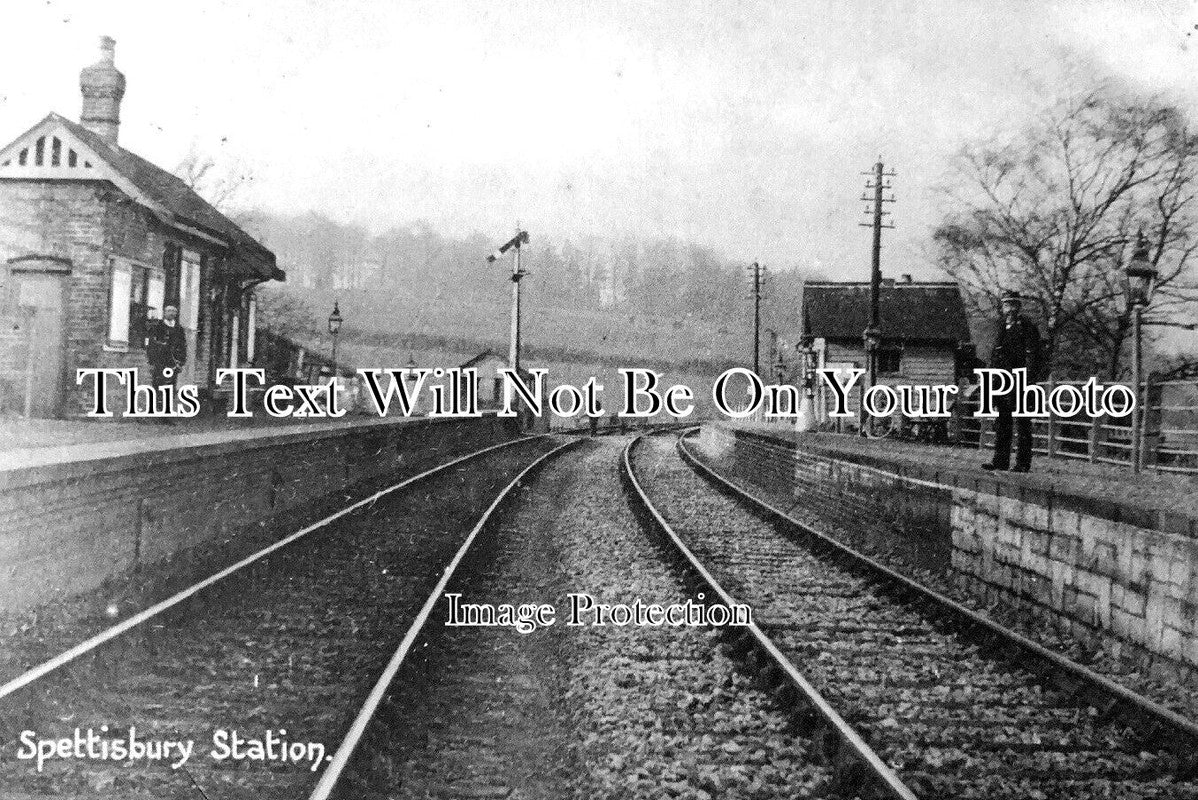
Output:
[820,334,969,346]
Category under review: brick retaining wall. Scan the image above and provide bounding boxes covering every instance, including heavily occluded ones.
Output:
[697,424,1198,676]
[0,416,516,611]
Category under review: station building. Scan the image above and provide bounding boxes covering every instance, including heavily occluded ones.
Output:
[801,276,974,418]
[0,37,283,417]
[461,349,511,408]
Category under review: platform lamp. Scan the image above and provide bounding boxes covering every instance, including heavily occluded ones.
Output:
[1125,230,1158,473]
[797,334,817,432]
[328,301,343,370]
[800,332,819,395]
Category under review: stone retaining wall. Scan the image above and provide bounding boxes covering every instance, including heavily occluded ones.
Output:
[0,416,516,611]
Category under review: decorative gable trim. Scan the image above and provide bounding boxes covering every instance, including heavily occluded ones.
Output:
[0,114,169,217]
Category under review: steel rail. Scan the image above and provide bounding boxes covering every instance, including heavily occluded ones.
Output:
[621,432,918,800]
[308,437,582,800]
[0,434,551,703]
[675,428,1198,764]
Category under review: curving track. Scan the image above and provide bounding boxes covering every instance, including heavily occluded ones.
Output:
[8,425,1186,799]
[0,435,568,799]
[332,436,841,799]
[626,430,1198,800]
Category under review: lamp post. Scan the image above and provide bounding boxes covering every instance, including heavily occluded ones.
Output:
[404,353,418,389]
[328,300,343,370]
[799,335,816,395]
[797,334,816,432]
[1125,230,1158,473]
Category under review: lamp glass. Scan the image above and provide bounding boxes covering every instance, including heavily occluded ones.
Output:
[1125,266,1156,308]
[1124,232,1158,309]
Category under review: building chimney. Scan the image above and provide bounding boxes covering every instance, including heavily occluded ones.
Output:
[79,36,125,145]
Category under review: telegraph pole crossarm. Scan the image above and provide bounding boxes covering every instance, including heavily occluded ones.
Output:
[858,159,896,434]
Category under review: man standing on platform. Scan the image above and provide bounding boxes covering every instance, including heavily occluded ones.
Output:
[146,303,187,418]
[984,291,1042,473]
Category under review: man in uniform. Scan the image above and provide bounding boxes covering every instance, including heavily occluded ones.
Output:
[985,291,1042,473]
[145,303,187,417]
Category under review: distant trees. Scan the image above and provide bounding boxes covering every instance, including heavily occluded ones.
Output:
[254,285,317,339]
[251,212,760,327]
[934,85,1198,379]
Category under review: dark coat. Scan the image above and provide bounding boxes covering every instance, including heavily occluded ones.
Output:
[990,315,1043,379]
[146,319,187,370]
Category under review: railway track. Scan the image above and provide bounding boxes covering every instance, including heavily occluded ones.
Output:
[625,430,1198,800]
[0,434,570,799]
[329,437,841,799]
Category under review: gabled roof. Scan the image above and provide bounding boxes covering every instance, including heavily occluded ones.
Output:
[803,281,971,345]
[460,349,505,368]
[0,113,280,281]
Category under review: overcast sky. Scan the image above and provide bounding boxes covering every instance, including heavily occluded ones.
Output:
[2,0,1197,280]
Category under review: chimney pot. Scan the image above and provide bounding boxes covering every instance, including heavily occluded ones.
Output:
[80,36,125,145]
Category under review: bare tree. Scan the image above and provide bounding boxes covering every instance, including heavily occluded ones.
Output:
[175,143,259,230]
[934,85,1198,379]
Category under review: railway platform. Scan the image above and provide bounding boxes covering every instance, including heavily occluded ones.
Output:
[738,425,1198,521]
[0,414,318,456]
[0,413,517,614]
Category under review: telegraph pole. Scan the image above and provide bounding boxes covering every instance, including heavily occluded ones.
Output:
[748,261,767,377]
[859,159,895,431]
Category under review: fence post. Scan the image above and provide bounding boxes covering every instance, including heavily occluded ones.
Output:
[1045,379,1056,461]
[949,380,964,443]
[1140,377,1155,472]
[1089,413,1101,463]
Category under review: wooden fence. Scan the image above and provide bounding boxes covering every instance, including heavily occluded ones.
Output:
[725,379,1198,476]
[954,380,1197,474]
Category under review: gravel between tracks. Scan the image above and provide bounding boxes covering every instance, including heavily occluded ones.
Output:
[357,438,831,800]
[634,434,1198,800]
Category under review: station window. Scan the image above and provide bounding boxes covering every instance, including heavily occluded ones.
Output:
[129,265,166,346]
[107,259,164,348]
[106,259,131,346]
[179,250,201,334]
